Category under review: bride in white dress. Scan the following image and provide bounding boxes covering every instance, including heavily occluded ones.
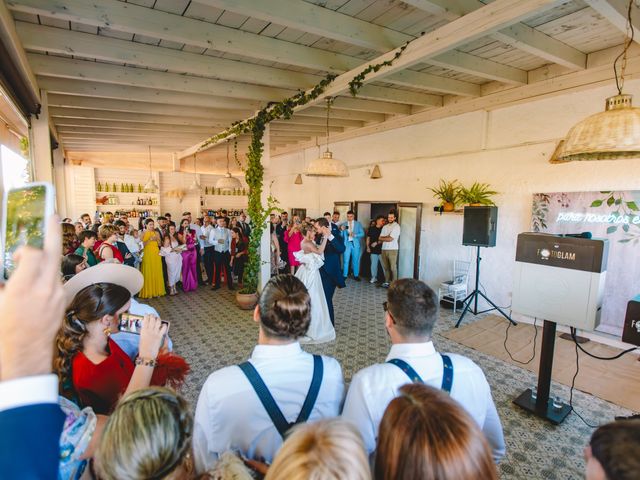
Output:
[295,223,336,344]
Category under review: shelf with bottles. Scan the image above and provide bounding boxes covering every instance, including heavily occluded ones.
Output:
[201,209,246,218]
[96,204,160,209]
[95,181,159,195]
[201,186,247,196]
[112,209,158,219]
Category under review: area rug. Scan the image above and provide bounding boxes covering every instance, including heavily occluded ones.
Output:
[442,315,640,412]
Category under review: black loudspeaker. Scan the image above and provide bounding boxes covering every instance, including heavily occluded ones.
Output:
[622,297,640,346]
[462,206,498,247]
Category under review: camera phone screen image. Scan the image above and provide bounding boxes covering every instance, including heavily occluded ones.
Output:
[4,185,47,279]
[118,313,144,334]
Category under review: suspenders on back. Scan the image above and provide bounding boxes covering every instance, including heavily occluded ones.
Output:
[387,354,454,394]
[238,355,324,438]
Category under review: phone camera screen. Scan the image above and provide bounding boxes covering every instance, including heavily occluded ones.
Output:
[4,185,47,279]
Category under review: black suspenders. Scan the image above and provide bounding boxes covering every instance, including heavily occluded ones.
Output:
[387,354,454,393]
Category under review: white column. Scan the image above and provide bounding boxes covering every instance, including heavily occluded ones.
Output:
[260,125,272,291]
[52,146,67,216]
[30,90,53,183]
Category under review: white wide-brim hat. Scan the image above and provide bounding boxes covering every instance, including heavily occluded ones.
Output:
[63,263,143,306]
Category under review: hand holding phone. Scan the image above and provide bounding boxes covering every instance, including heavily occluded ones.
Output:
[135,315,168,361]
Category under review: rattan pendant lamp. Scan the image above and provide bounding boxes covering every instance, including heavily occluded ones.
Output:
[553,0,640,163]
[215,140,243,193]
[144,145,158,192]
[189,151,201,191]
[305,97,349,177]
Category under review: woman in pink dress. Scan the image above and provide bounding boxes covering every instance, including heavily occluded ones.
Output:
[178,219,198,292]
[284,216,304,274]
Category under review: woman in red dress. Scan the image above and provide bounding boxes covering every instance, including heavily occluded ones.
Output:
[96,224,124,264]
[54,283,167,414]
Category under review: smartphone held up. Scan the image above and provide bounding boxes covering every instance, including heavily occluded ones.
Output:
[118,313,170,335]
[1,182,56,280]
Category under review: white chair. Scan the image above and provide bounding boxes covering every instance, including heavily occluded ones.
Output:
[438,260,471,314]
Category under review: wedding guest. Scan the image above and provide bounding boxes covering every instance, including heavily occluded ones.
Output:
[379,210,400,288]
[165,213,176,228]
[95,387,194,480]
[75,230,99,266]
[61,254,88,279]
[209,216,233,290]
[74,222,84,236]
[585,419,640,480]
[125,228,143,268]
[238,212,251,239]
[366,215,385,284]
[54,283,167,414]
[263,419,370,480]
[270,222,281,276]
[375,384,498,480]
[342,279,505,461]
[62,222,80,255]
[139,219,166,298]
[229,217,238,230]
[160,234,183,296]
[201,216,215,285]
[97,224,124,263]
[0,217,67,480]
[179,219,198,292]
[193,275,344,472]
[114,220,135,267]
[331,211,340,229]
[340,210,364,281]
[275,214,288,272]
[80,213,92,230]
[156,216,169,242]
[230,227,248,288]
[183,212,206,286]
[284,217,304,274]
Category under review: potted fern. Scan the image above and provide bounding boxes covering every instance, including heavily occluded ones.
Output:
[429,179,460,212]
[458,182,497,206]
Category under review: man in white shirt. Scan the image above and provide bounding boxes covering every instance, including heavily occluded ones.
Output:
[193,275,344,472]
[200,216,215,284]
[378,210,401,287]
[342,278,506,462]
[208,216,233,290]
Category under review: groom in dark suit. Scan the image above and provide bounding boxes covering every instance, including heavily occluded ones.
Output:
[315,217,346,326]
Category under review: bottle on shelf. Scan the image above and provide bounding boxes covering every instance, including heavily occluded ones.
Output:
[112,182,117,192]
[105,183,110,192]
[97,181,102,192]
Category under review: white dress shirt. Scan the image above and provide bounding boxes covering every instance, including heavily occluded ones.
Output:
[200,224,214,248]
[190,223,205,249]
[208,226,231,253]
[193,342,344,472]
[380,222,401,250]
[341,341,506,462]
[0,374,59,411]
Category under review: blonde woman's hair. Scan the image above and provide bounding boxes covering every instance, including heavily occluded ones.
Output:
[99,224,118,241]
[96,387,193,480]
[265,419,370,480]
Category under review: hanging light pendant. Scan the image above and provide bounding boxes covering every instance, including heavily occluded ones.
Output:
[215,140,243,193]
[144,145,158,192]
[305,97,349,177]
[294,174,303,184]
[189,152,201,191]
[553,0,640,163]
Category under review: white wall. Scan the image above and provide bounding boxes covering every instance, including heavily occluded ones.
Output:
[267,80,640,323]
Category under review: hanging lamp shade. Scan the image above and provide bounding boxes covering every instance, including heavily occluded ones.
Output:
[305,97,349,177]
[189,153,201,191]
[294,173,303,184]
[216,141,243,193]
[370,164,382,179]
[144,145,158,192]
[552,95,640,163]
[306,151,349,177]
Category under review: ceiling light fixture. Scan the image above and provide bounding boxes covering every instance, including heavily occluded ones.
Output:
[144,145,158,192]
[553,0,640,163]
[189,151,201,191]
[305,97,349,177]
[215,140,243,193]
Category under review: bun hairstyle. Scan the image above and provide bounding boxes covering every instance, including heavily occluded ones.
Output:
[96,387,194,480]
[54,283,131,398]
[300,222,315,237]
[258,275,311,339]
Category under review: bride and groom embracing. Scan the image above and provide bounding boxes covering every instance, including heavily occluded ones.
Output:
[294,217,346,344]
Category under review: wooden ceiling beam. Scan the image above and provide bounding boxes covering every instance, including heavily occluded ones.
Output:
[57,127,209,138]
[50,107,225,128]
[584,0,640,44]
[271,117,363,128]
[405,0,586,69]
[52,116,221,133]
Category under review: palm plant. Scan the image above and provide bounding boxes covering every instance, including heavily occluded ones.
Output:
[429,179,460,211]
[458,182,498,206]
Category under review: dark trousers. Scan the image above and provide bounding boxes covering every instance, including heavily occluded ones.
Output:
[234,256,247,284]
[214,250,233,288]
[320,270,337,326]
[196,246,205,285]
[203,246,214,285]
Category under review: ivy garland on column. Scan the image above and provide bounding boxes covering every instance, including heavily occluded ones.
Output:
[198,37,415,295]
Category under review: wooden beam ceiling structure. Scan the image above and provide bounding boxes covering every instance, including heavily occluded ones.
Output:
[3,0,635,165]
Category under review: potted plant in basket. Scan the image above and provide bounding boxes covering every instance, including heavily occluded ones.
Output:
[458,182,498,206]
[429,179,460,212]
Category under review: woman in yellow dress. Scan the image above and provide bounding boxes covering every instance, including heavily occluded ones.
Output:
[139,218,166,298]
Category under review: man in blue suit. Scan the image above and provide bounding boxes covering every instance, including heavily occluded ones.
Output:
[0,217,66,479]
[315,217,346,326]
[340,210,365,281]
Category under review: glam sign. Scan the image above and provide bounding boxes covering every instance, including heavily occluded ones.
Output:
[531,190,640,336]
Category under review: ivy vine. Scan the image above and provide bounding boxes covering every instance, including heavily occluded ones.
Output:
[198,36,418,294]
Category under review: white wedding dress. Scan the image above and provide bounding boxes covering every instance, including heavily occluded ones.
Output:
[294,250,336,344]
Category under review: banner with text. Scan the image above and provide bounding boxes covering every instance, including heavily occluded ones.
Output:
[531,191,640,336]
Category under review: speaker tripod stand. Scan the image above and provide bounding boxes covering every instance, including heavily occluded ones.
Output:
[455,246,517,328]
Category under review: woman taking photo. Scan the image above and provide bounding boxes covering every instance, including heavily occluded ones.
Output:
[54,283,167,415]
[97,225,124,264]
[140,218,165,298]
[178,219,198,292]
